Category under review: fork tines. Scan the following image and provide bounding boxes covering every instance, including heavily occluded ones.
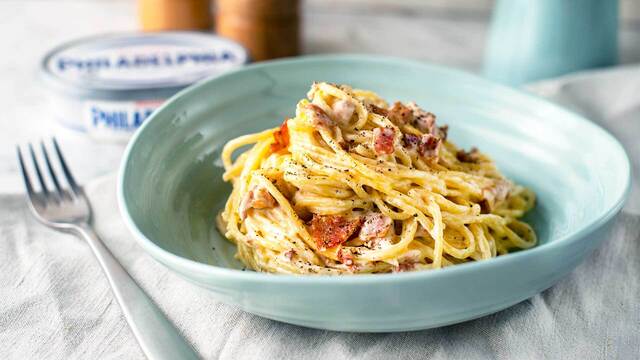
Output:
[17,138,79,199]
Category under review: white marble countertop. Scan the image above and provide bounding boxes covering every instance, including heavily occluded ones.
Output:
[2,0,640,193]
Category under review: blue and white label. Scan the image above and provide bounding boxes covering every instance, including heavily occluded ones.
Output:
[82,99,163,141]
[43,33,247,143]
[55,49,238,73]
[46,33,248,89]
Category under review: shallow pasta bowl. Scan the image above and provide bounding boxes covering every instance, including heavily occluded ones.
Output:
[118,55,631,332]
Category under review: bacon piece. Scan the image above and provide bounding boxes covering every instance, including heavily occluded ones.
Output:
[310,215,362,250]
[393,250,422,273]
[402,133,421,148]
[367,104,388,117]
[373,127,395,155]
[456,147,480,163]
[393,263,416,272]
[480,179,512,213]
[359,212,392,240]
[337,248,354,266]
[406,102,437,134]
[331,99,355,124]
[271,119,290,152]
[403,133,441,159]
[369,102,414,125]
[418,134,441,158]
[387,102,414,125]
[305,104,334,128]
[238,186,277,220]
[399,249,422,263]
[284,249,296,261]
[414,112,436,134]
[251,187,277,209]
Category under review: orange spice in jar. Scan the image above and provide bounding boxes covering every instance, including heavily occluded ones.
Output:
[215,0,300,61]
[138,0,213,31]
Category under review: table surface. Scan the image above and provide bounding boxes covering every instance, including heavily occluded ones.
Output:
[2,0,640,193]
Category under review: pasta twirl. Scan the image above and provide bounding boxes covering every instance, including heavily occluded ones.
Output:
[217,82,536,274]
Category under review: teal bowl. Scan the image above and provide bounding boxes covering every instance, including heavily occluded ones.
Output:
[118,55,631,332]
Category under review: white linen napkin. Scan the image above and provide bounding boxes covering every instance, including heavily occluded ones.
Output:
[2,67,639,359]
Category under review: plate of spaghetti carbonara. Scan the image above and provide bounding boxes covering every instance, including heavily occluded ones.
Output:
[120,55,630,331]
[217,82,537,274]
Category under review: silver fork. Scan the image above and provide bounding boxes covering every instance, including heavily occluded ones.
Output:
[17,139,199,360]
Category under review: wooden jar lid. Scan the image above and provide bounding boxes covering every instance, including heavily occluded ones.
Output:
[216,0,300,61]
[138,0,212,31]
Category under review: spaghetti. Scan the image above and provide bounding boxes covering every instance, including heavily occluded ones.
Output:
[218,82,536,274]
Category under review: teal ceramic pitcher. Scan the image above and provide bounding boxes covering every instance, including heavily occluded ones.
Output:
[484,0,619,86]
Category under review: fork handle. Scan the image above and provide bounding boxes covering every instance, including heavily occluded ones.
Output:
[76,224,199,360]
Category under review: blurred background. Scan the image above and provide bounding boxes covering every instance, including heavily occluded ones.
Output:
[5,0,640,71]
[1,0,639,192]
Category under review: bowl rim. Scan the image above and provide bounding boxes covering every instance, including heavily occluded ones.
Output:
[117,54,632,285]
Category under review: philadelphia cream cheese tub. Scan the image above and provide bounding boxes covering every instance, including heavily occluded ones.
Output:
[41,32,248,142]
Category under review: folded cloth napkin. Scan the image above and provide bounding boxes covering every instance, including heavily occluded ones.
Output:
[2,68,640,359]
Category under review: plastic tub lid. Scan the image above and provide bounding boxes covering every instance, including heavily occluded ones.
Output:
[41,31,249,100]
